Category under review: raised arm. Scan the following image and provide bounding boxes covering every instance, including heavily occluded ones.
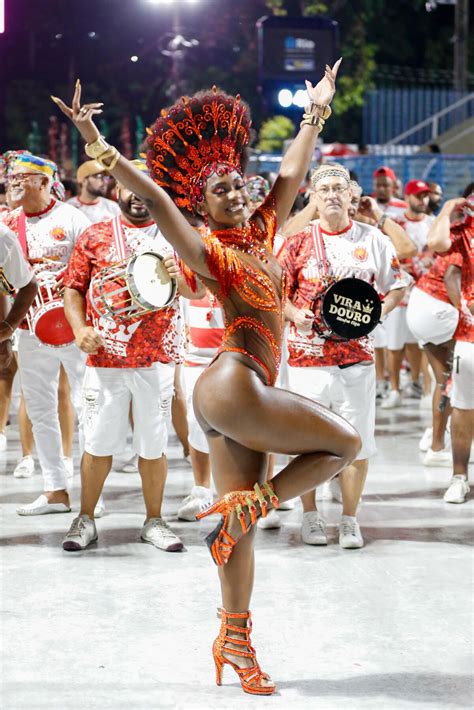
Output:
[357,196,416,259]
[270,59,341,229]
[52,83,213,279]
[428,198,467,253]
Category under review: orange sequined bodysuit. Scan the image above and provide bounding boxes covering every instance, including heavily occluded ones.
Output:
[187,195,287,386]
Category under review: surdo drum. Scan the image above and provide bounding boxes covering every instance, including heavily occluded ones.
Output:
[315,277,382,341]
[27,271,75,348]
[89,251,177,322]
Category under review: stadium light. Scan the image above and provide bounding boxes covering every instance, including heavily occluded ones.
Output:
[278,89,293,108]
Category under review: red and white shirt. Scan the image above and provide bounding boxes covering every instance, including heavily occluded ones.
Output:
[67,196,121,224]
[279,220,408,367]
[376,198,408,221]
[3,200,91,276]
[416,253,463,305]
[440,217,474,343]
[183,291,225,366]
[63,216,182,368]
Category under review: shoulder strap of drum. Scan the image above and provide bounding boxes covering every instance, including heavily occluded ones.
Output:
[112,216,127,261]
[17,211,29,258]
[311,223,328,276]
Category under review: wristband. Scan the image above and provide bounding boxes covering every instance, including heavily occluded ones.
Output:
[376,215,387,231]
[85,135,111,160]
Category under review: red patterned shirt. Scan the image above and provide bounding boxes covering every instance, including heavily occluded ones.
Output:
[441,218,474,343]
[279,220,408,367]
[63,216,182,367]
[416,253,463,304]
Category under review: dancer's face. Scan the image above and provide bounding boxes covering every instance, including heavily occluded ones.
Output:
[202,169,251,228]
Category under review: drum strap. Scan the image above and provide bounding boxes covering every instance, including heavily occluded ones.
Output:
[112,216,128,261]
[17,211,29,258]
[311,223,331,276]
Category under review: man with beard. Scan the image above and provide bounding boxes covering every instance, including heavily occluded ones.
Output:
[68,159,120,223]
[3,153,91,515]
[427,182,443,216]
[61,160,196,552]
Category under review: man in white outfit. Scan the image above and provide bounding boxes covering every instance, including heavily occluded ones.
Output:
[3,153,91,515]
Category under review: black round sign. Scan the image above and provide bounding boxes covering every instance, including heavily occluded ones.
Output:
[320,278,382,340]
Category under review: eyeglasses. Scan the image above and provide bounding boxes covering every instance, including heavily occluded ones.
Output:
[315,185,348,197]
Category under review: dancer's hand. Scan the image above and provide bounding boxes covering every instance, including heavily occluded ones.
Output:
[305,58,342,107]
[51,80,103,144]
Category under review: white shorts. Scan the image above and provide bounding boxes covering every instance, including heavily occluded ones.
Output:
[406,287,459,346]
[183,363,209,454]
[384,305,418,351]
[82,362,175,458]
[451,340,474,410]
[372,322,387,349]
[287,362,376,460]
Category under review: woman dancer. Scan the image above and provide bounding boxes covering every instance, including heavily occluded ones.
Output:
[53,61,360,695]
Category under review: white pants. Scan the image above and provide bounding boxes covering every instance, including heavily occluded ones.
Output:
[17,330,86,491]
[451,341,474,410]
[406,287,459,346]
[82,362,175,458]
[183,364,209,454]
[288,362,377,460]
[384,305,417,350]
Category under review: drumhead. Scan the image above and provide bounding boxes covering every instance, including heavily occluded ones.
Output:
[128,252,177,309]
[321,278,382,340]
[33,301,75,347]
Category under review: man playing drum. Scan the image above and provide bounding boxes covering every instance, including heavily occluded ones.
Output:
[62,160,197,552]
[3,153,91,515]
[280,164,410,549]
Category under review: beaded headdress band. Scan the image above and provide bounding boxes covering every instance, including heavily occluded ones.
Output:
[349,179,362,194]
[1,150,65,201]
[311,166,350,188]
[144,86,251,212]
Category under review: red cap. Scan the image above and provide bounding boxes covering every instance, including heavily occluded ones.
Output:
[405,179,431,196]
[373,166,397,183]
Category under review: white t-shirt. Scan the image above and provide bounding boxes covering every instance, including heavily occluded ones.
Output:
[376,198,408,221]
[0,223,34,292]
[401,214,434,253]
[4,200,91,276]
[67,196,121,224]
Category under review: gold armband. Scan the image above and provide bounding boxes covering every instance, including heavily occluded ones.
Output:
[95,146,120,170]
[85,135,111,160]
[300,115,326,131]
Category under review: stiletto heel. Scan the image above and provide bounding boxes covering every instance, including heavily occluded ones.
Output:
[196,481,278,566]
[212,608,275,696]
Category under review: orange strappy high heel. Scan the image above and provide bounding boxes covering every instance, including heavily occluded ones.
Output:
[196,481,279,566]
[213,608,275,696]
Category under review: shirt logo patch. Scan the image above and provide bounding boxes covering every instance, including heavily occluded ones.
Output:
[353,247,368,262]
[51,227,66,242]
[391,255,401,270]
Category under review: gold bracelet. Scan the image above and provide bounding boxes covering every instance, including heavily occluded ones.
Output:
[96,146,120,170]
[300,115,325,131]
[85,135,111,160]
[304,103,332,120]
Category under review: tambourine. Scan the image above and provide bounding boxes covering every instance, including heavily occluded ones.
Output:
[89,251,177,322]
[314,277,382,341]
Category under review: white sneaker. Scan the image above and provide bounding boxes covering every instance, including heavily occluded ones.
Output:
[121,455,139,473]
[277,498,295,511]
[339,516,364,549]
[405,380,423,399]
[13,455,35,478]
[94,495,106,518]
[177,485,213,522]
[301,512,327,545]
[16,494,71,516]
[422,448,452,467]
[419,427,433,452]
[258,509,281,529]
[0,431,6,452]
[443,476,470,504]
[375,380,388,400]
[62,515,98,551]
[141,517,184,552]
[381,390,402,409]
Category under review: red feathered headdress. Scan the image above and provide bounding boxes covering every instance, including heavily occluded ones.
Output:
[145,86,252,213]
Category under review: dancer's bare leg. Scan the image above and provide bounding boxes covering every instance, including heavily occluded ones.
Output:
[424,342,454,451]
[58,365,74,458]
[172,365,189,457]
